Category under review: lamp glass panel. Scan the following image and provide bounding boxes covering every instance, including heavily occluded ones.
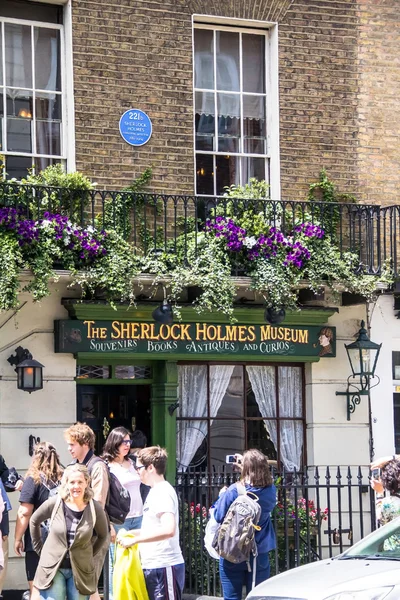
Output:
[34,367,43,389]
[17,368,22,388]
[370,347,380,376]
[347,347,362,376]
[24,366,34,389]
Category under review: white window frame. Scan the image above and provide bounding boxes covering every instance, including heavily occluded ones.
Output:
[192,16,280,200]
[0,0,75,174]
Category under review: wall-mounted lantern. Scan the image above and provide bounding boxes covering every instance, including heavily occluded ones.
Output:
[7,346,44,393]
[336,320,381,420]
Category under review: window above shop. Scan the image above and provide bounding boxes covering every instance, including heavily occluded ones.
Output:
[193,22,280,198]
[0,1,68,179]
[76,364,152,381]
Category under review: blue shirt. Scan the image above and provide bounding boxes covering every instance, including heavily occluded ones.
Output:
[213,482,277,554]
[0,479,11,511]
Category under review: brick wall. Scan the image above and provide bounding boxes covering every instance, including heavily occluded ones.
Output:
[71,0,399,203]
[356,0,400,204]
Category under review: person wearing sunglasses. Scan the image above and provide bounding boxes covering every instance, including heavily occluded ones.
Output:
[102,427,143,600]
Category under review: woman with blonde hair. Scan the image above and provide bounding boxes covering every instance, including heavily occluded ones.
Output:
[30,463,109,600]
[15,442,64,597]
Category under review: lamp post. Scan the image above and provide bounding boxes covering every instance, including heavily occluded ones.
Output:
[336,320,381,421]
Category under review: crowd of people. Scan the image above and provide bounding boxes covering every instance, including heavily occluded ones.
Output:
[0,426,281,600]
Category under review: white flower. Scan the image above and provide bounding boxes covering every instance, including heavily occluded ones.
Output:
[243,236,257,248]
[40,219,51,228]
[86,225,95,234]
[64,236,71,246]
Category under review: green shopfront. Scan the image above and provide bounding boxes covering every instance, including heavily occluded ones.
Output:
[56,300,336,481]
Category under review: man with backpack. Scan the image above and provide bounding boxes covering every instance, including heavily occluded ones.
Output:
[212,450,276,600]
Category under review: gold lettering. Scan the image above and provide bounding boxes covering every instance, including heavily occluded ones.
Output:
[99,328,107,339]
[247,326,256,342]
[118,322,130,339]
[141,323,151,339]
[149,323,160,340]
[271,327,277,339]
[260,325,271,341]
[196,323,208,340]
[207,325,217,341]
[298,330,308,344]
[159,324,171,340]
[225,326,238,341]
[216,325,226,341]
[284,328,291,341]
[84,320,96,338]
[170,324,181,340]
[238,326,247,342]
[180,324,191,340]
[278,327,285,340]
[291,329,299,343]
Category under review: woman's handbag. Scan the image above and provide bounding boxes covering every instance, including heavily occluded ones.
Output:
[114,530,149,600]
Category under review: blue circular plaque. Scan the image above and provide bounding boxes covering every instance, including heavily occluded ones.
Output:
[119,109,152,147]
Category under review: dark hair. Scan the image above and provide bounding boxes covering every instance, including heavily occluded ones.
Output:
[241,449,273,487]
[131,430,147,450]
[101,427,131,463]
[25,441,63,485]
[381,459,400,496]
[138,446,167,475]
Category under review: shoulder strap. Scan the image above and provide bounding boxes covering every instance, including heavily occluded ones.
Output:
[49,494,62,528]
[89,499,96,527]
[236,481,246,496]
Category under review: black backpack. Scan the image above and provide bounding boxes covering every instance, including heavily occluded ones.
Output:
[87,456,131,525]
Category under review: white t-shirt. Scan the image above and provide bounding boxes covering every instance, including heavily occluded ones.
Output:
[139,480,184,569]
[109,460,143,518]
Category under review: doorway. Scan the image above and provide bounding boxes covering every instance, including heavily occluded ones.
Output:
[77,384,151,454]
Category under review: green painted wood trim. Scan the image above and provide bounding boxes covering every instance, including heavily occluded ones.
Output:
[76,352,320,363]
[150,361,178,484]
[76,357,152,366]
[62,300,337,326]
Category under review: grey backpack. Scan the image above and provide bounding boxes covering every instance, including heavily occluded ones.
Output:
[212,482,261,564]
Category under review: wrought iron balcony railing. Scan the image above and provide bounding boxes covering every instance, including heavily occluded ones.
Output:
[0,182,399,277]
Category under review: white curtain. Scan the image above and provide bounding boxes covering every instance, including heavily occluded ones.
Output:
[278,367,303,471]
[176,364,234,470]
[246,365,278,454]
[246,365,303,472]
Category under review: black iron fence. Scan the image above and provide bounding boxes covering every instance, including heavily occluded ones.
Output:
[0,182,400,276]
[176,467,376,596]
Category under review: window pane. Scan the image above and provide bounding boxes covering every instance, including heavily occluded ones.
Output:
[6,88,33,118]
[34,156,60,173]
[280,420,304,471]
[242,34,265,93]
[216,31,239,91]
[194,29,214,89]
[34,27,61,91]
[177,420,208,470]
[0,27,3,85]
[115,365,152,379]
[5,23,32,88]
[210,418,244,468]
[213,365,244,418]
[36,93,61,120]
[36,120,61,155]
[241,156,266,184]
[195,91,214,151]
[7,118,32,152]
[247,420,277,461]
[196,153,214,195]
[278,366,303,417]
[216,154,239,195]
[217,93,240,153]
[76,365,110,379]
[243,96,266,154]
[5,155,32,179]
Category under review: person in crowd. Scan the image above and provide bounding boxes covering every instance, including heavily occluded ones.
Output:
[30,463,109,600]
[64,423,111,600]
[101,427,143,599]
[0,454,24,492]
[213,449,276,600]
[371,459,400,524]
[128,430,150,505]
[0,480,11,600]
[117,446,185,600]
[14,442,63,598]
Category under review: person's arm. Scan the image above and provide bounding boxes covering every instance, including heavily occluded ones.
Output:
[263,484,278,513]
[118,512,176,548]
[29,498,55,556]
[1,510,9,539]
[14,503,34,556]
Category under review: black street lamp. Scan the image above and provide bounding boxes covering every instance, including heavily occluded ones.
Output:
[7,346,44,393]
[336,320,381,420]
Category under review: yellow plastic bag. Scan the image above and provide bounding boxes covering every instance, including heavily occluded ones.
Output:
[113,530,149,600]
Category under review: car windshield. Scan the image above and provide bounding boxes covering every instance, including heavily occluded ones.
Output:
[338,517,400,560]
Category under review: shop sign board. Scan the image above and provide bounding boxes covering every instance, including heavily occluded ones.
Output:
[119,108,152,146]
[55,320,336,358]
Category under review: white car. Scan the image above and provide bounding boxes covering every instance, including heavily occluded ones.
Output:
[246,517,400,600]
